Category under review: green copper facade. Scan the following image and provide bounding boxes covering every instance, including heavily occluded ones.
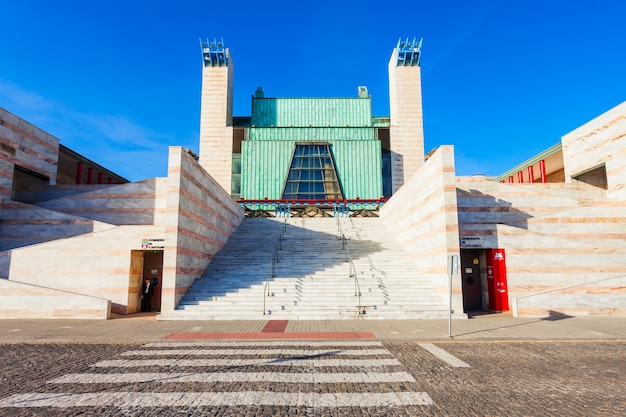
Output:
[251,97,373,127]
[239,95,383,200]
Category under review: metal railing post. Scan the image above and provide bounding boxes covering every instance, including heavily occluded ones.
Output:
[336,215,362,314]
[264,218,289,315]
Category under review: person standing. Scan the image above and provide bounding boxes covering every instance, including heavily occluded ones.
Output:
[140,278,154,312]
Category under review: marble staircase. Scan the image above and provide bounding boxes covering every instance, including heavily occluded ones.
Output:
[159,217,450,320]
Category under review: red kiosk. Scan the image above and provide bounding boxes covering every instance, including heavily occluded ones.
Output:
[485,248,509,311]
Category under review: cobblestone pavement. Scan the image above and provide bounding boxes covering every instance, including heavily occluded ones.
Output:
[0,340,624,416]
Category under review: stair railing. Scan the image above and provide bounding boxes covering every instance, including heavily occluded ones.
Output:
[336,217,362,313]
[263,218,287,315]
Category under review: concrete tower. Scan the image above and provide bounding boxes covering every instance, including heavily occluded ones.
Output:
[388,38,425,193]
[199,38,234,194]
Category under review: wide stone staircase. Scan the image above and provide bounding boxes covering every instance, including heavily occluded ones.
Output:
[158,217,450,320]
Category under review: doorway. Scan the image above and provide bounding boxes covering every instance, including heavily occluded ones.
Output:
[129,250,163,313]
[142,251,163,312]
[460,249,483,312]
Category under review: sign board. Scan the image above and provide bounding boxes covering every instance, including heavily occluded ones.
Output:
[460,236,485,249]
[141,238,165,249]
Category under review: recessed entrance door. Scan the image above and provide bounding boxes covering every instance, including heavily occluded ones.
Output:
[460,249,483,312]
[142,251,163,311]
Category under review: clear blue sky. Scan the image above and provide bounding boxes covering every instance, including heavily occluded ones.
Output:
[1,0,625,182]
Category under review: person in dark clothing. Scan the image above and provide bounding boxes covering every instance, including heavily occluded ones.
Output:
[141,278,154,312]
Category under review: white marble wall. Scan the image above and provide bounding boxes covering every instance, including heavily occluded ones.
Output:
[7,224,165,314]
[0,199,110,253]
[562,100,626,200]
[2,146,244,318]
[380,146,463,312]
[161,147,244,311]
[512,274,626,317]
[457,177,626,316]
[35,179,166,225]
[0,107,60,198]
[0,278,110,319]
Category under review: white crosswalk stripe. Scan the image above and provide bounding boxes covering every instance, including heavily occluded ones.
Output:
[0,392,434,407]
[120,348,392,356]
[49,371,416,383]
[93,358,403,367]
[0,340,440,410]
[418,343,471,368]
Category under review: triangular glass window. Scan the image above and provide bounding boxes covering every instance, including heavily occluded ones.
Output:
[282,143,343,200]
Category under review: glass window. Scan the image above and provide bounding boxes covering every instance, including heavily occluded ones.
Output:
[282,143,344,200]
[231,154,242,198]
[232,154,242,174]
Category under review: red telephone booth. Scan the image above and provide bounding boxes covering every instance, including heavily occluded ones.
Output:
[485,248,509,311]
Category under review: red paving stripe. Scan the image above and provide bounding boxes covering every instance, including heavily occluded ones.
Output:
[261,320,289,333]
[163,332,376,340]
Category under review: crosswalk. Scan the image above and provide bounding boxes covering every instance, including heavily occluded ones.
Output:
[0,340,471,411]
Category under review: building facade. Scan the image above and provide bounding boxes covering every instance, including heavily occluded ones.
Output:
[198,38,425,205]
[0,39,624,319]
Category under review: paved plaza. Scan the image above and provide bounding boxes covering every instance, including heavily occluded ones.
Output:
[0,314,624,416]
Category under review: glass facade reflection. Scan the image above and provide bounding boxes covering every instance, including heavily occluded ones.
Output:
[282,143,343,200]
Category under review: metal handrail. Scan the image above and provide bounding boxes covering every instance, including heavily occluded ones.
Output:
[263,218,287,315]
[346,244,362,300]
[336,218,362,313]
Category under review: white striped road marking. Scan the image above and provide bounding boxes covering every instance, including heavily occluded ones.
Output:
[49,371,416,384]
[0,391,433,408]
[93,358,403,368]
[121,348,391,356]
[418,343,471,368]
[145,341,383,347]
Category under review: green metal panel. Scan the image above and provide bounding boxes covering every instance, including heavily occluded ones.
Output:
[332,141,382,199]
[241,95,382,200]
[241,139,382,200]
[372,116,391,127]
[248,127,375,141]
[251,98,372,127]
[241,140,293,199]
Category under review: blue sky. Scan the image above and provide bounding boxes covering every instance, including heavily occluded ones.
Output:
[1,0,625,182]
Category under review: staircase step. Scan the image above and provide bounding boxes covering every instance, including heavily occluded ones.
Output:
[161,217,452,320]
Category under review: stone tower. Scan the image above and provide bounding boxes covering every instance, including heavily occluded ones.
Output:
[199,38,234,194]
[388,38,425,193]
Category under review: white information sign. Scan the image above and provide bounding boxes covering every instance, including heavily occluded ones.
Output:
[460,236,484,249]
